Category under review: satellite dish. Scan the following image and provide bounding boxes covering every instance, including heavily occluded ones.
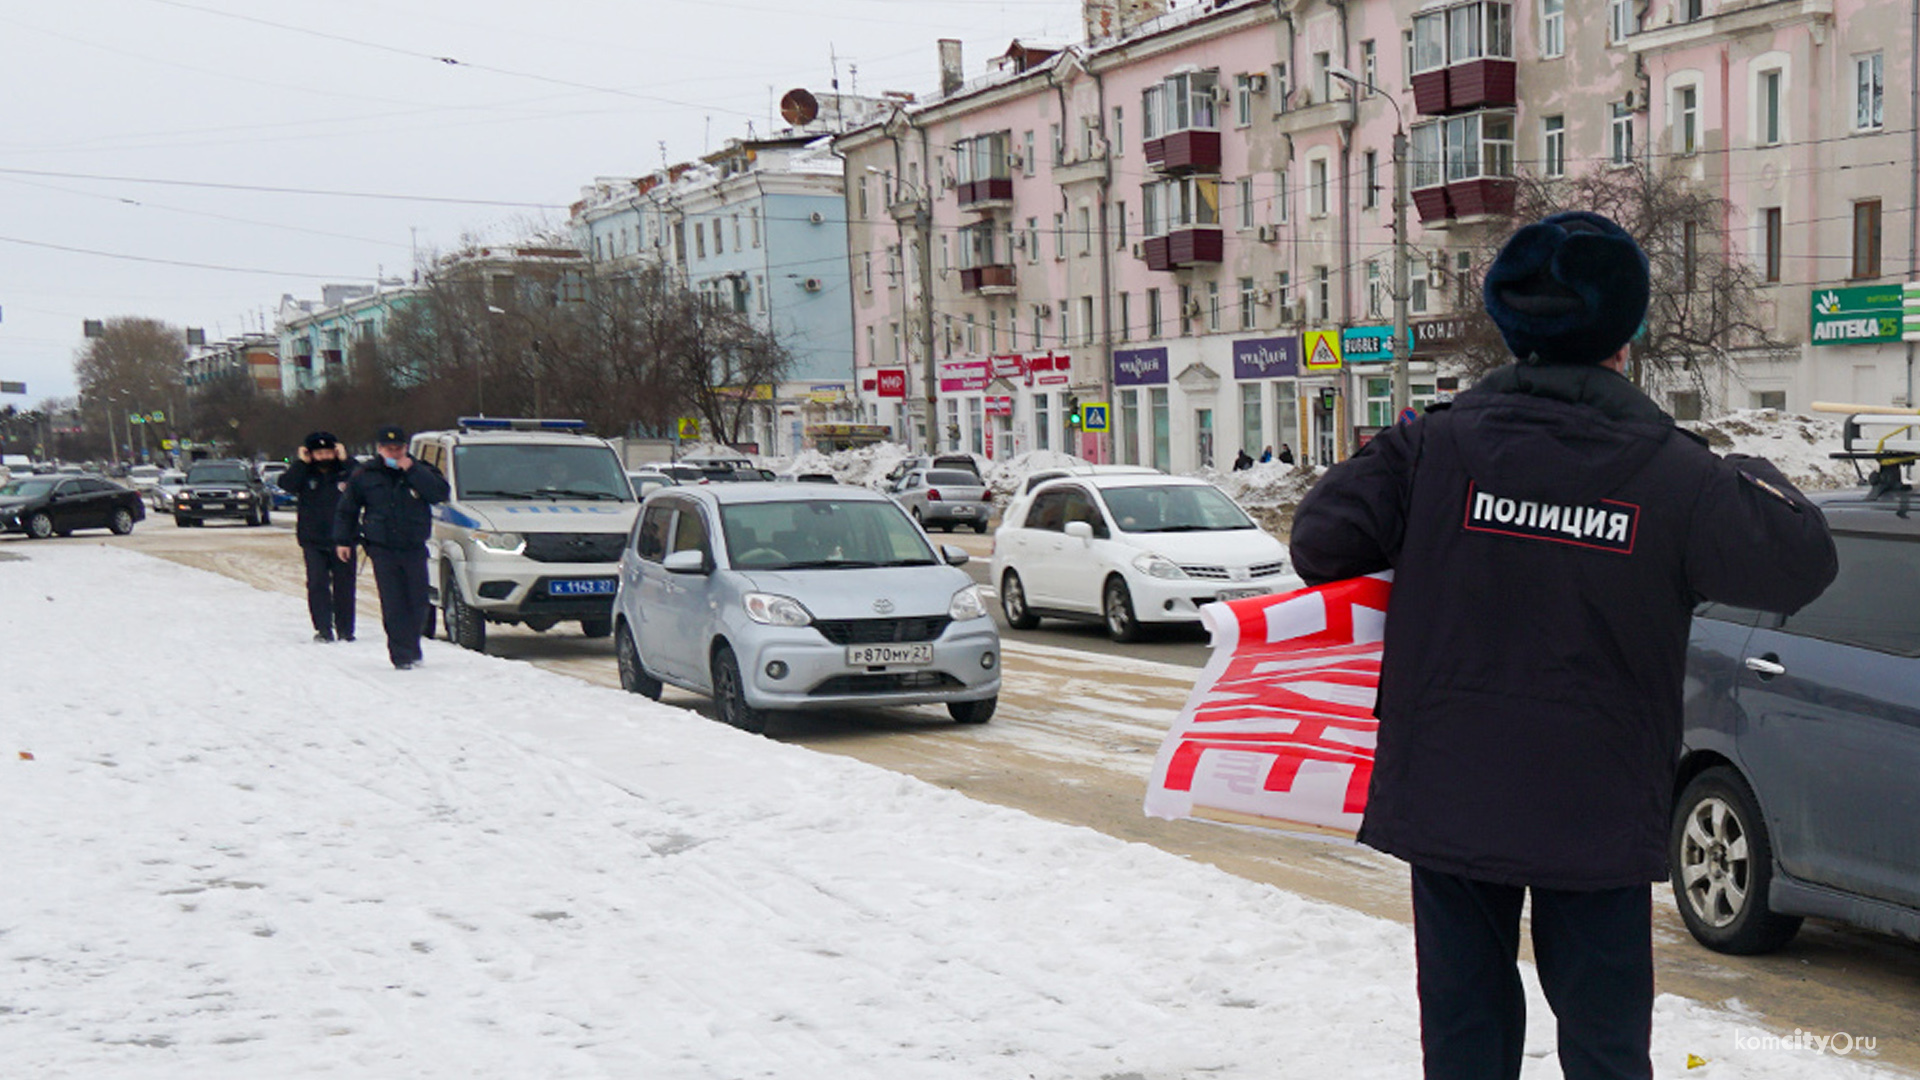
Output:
[779,88,820,127]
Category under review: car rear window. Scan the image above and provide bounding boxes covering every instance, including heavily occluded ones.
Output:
[925,470,979,486]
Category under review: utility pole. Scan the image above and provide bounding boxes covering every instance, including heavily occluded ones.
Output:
[1391,125,1412,417]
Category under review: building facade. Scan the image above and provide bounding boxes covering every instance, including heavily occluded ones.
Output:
[840,0,1916,472]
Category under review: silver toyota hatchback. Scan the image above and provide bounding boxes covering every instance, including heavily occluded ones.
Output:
[611,483,1001,732]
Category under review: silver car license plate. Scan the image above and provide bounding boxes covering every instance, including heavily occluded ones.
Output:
[950,505,974,515]
[847,643,934,666]
[1216,587,1268,601]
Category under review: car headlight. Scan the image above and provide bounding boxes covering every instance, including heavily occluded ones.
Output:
[1132,552,1188,579]
[948,584,989,622]
[743,592,812,626]
[471,530,526,555]
[235,492,252,500]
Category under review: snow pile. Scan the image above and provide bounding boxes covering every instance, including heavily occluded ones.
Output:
[0,543,1897,1079]
[1682,411,1860,492]
[776,441,912,488]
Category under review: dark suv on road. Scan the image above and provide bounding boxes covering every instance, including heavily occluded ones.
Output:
[173,460,273,527]
[1673,440,1920,954]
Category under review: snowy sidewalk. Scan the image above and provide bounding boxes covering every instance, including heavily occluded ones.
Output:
[0,543,1894,1078]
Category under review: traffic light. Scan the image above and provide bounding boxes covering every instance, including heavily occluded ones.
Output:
[1065,395,1083,428]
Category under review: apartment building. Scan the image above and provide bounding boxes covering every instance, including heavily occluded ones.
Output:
[841,0,1916,470]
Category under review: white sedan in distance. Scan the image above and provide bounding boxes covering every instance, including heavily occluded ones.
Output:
[990,474,1302,642]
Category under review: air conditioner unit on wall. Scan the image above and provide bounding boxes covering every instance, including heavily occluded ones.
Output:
[802,278,824,292]
[1183,299,1204,318]
[1033,301,1052,317]
[1428,264,1448,289]
[1289,298,1309,323]
[1257,288,1276,306]
[1256,224,1279,243]
[808,211,825,224]
[1248,73,1269,93]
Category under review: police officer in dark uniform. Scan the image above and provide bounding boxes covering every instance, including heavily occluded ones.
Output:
[1290,212,1838,1080]
[280,430,358,642]
[333,424,449,670]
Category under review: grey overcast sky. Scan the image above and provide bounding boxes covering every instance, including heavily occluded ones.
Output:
[0,0,1085,403]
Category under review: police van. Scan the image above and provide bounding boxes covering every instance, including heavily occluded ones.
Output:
[410,418,639,653]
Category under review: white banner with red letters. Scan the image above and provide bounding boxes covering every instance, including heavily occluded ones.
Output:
[1145,573,1392,840]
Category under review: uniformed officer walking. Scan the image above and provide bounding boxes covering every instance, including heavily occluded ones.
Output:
[333,424,449,670]
[1290,212,1838,1080]
[280,430,358,642]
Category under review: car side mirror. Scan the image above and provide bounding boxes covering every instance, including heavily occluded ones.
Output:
[1064,521,1094,541]
[941,544,969,567]
[663,549,709,575]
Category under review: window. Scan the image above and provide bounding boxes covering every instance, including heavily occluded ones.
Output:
[1758,69,1782,146]
[1238,177,1255,228]
[1112,106,1124,156]
[1235,74,1255,126]
[1682,0,1703,19]
[1410,111,1515,187]
[1147,288,1162,338]
[866,326,875,364]
[1763,207,1783,283]
[1179,284,1193,335]
[1151,388,1170,471]
[1409,255,1429,314]
[1362,150,1379,209]
[1119,292,1132,342]
[1309,158,1329,217]
[1314,265,1331,322]
[1855,53,1884,130]
[940,234,951,272]
[1610,102,1635,166]
[1682,221,1698,292]
[1119,389,1140,464]
[1081,296,1096,344]
[1674,85,1699,155]
[862,251,873,291]
[1753,390,1787,410]
[1207,281,1221,331]
[1023,130,1037,175]
[1054,212,1066,259]
[695,222,707,259]
[1274,62,1292,113]
[1077,206,1092,255]
[1367,261,1385,317]
[1670,390,1702,421]
[1140,176,1220,234]
[1239,277,1257,330]
[858,178,869,218]
[1402,30,1415,85]
[1456,251,1473,307]
[1058,306,1069,347]
[1026,218,1040,264]
[987,310,999,353]
[1412,2,1514,72]
[1543,115,1565,178]
[671,504,709,560]
[1608,0,1637,41]
[1540,0,1564,58]
[1115,201,1128,248]
[1852,199,1882,279]
[1277,270,1292,315]
[955,131,1013,184]
[965,314,978,354]
[1314,52,1332,103]
[1035,395,1051,451]
[1241,383,1264,456]
[751,209,761,248]
[1360,40,1377,93]
[1143,71,1220,138]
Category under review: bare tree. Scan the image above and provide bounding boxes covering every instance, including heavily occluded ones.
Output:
[73,317,188,457]
[1443,162,1791,406]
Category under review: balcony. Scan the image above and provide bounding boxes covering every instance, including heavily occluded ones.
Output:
[1143,129,1222,174]
[1412,177,1516,227]
[960,264,1018,295]
[957,177,1014,211]
[1142,229,1224,271]
[1411,58,1517,116]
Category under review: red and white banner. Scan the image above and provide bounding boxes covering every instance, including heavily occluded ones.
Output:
[1145,573,1391,839]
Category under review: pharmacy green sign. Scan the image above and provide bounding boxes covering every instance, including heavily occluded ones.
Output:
[1810,285,1904,346]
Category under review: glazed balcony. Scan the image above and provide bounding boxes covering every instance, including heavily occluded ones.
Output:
[960,264,1017,295]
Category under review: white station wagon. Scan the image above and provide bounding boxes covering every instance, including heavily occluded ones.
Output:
[989,474,1302,641]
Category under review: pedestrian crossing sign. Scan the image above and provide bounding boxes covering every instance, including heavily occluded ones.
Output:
[676,416,702,441]
[1303,330,1343,371]
[1082,403,1110,432]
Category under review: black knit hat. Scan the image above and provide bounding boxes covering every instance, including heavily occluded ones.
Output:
[1482,211,1650,366]
[303,431,338,451]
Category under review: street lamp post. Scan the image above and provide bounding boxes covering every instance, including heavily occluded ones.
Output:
[1330,66,1413,419]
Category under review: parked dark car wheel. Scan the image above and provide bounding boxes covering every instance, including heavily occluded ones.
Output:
[615,625,663,700]
[1000,570,1040,630]
[109,507,135,535]
[580,617,612,639]
[1671,766,1803,954]
[947,696,996,724]
[711,644,770,735]
[26,511,54,539]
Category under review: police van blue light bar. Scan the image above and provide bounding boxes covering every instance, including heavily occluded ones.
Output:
[457,417,589,432]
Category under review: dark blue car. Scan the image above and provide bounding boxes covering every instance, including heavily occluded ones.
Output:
[1674,480,1920,953]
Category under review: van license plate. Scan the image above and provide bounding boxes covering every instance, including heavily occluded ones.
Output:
[549,578,616,596]
[847,643,934,666]
[1216,587,1268,601]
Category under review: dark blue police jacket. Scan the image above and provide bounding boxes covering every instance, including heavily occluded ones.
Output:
[333,458,449,552]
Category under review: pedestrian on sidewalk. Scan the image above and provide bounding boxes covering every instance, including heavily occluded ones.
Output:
[1289,210,1838,1080]
[334,424,449,670]
[280,431,358,642]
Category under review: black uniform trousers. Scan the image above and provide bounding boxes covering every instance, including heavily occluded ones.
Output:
[301,543,357,640]
[365,543,431,667]
[1412,865,1653,1080]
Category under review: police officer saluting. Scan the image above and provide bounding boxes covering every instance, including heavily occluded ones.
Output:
[334,424,449,670]
[280,431,358,642]
[1290,212,1837,1080]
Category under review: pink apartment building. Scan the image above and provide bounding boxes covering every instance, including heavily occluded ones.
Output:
[839,0,1915,470]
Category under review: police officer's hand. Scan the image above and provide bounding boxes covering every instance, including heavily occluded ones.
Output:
[395,451,414,471]
[297,445,310,463]
[335,545,352,563]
